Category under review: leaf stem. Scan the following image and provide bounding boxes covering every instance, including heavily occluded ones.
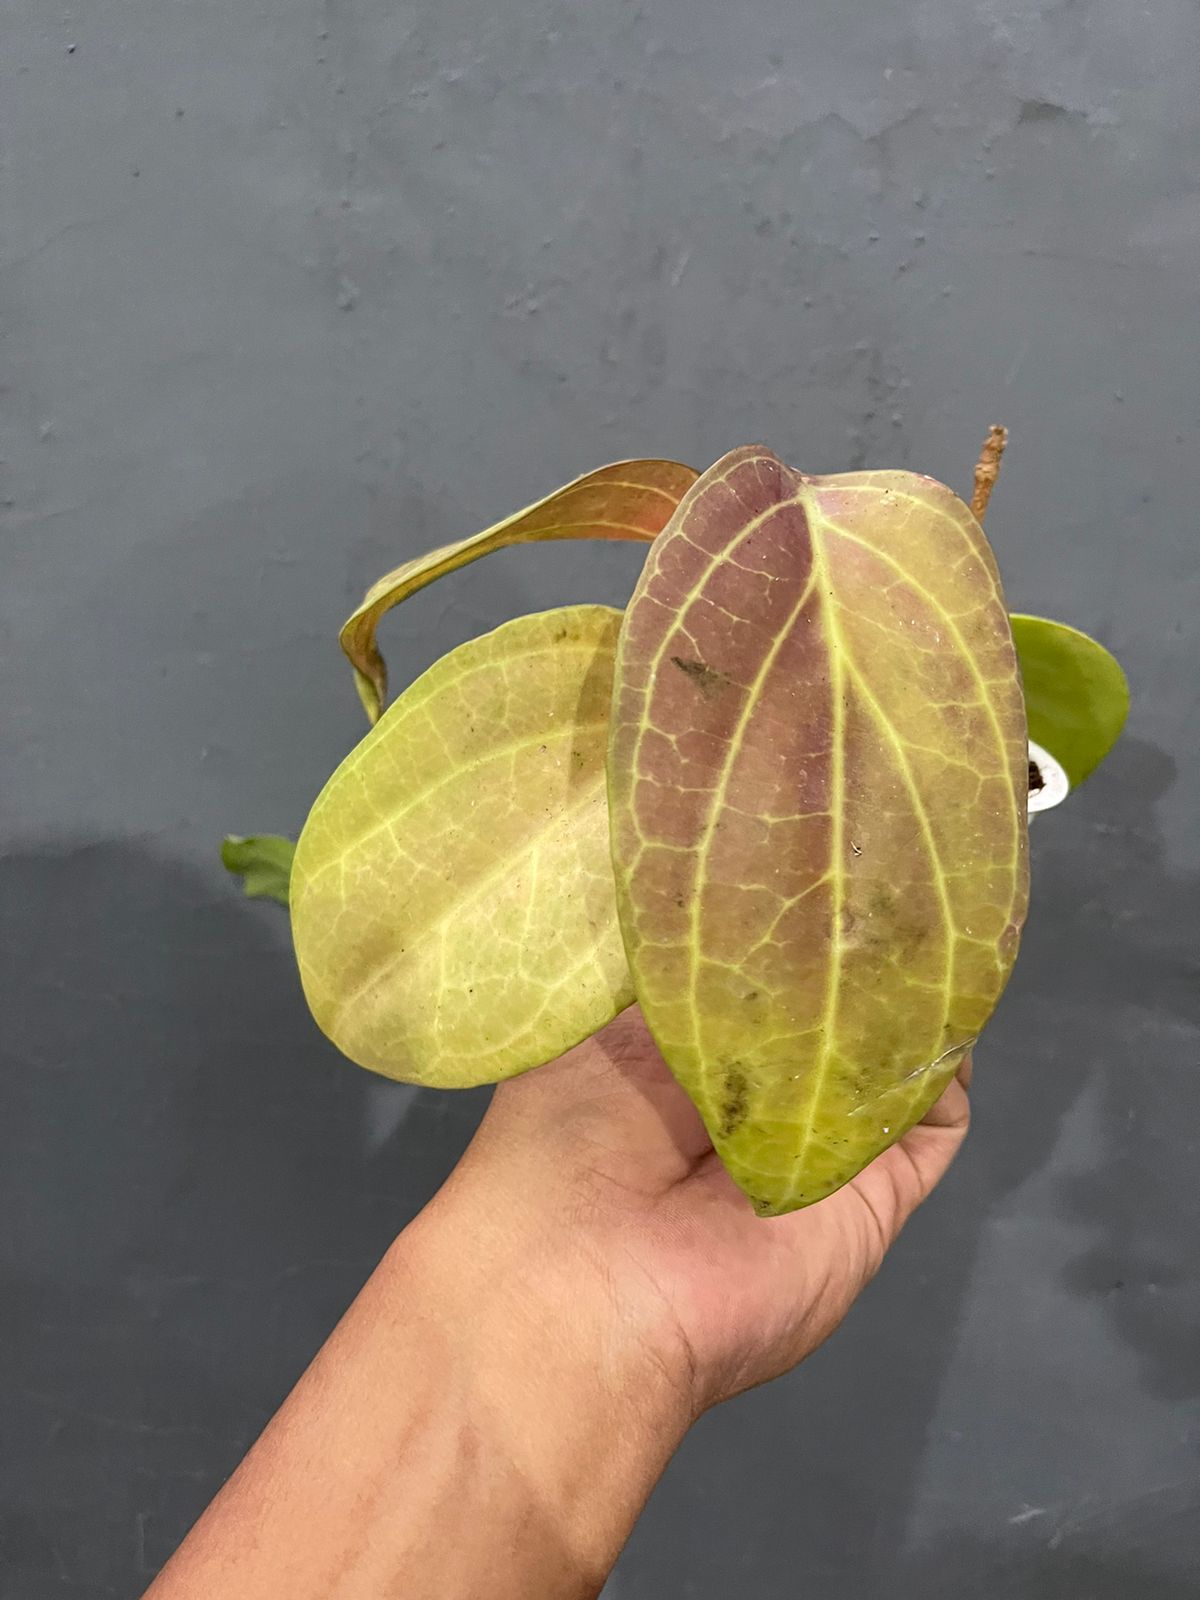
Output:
[970,424,1008,523]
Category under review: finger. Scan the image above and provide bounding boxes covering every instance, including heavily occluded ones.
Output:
[483,1008,714,1185]
[918,1065,971,1131]
[890,1078,971,1195]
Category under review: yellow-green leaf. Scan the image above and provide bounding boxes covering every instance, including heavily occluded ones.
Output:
[292,606,632,1087]
[609,448,1030,1215]
[341,459,698,723]
[221,835,295,905]
[1011,614,1129,788]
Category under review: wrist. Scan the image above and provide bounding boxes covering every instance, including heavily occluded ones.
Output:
[388,1164,691,1588]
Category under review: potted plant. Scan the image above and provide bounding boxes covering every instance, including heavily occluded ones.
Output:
[224,429,1127,1216]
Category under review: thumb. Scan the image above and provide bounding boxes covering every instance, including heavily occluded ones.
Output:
[835,1064,972,1260]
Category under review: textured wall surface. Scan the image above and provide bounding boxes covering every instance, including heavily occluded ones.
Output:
[2,2,1198,1594]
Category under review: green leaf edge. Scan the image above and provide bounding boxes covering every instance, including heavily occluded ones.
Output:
[1010,613,1130,787]
[221,834,295,906]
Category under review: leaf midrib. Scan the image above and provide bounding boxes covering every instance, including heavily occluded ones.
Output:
[683,540,819,1133]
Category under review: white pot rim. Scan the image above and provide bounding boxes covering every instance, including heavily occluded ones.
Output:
[1028,739,1070,815]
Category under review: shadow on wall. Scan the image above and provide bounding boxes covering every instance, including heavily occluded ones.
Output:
[0,839,489,1596]
[1021,738,1199,1404]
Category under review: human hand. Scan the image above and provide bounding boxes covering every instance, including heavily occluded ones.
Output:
[429,1005,971,1421]
[148,1008,970,1600]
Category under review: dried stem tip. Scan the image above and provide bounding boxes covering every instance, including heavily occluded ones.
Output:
[971,424,1008,522]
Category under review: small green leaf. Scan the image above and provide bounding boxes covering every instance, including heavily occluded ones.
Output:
[340,459,698,724]
[293,606,633,1087]
[221,835,295,905]
[1011,614,1129,787]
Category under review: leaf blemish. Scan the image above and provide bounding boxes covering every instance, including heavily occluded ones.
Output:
[718,1067,750,1137]
[670,655,732,697]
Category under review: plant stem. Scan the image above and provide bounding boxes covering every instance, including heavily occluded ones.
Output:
[971,424,1008,523]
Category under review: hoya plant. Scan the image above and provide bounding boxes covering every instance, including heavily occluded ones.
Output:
[224,430,1127,1216]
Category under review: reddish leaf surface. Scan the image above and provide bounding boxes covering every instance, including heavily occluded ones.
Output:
[609,447,1029,1214]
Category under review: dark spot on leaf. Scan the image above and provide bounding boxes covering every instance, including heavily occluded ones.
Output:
[857,885,930,961]
[554,627,569,642]
[670,656,732,697]
[718,1067,749,1137]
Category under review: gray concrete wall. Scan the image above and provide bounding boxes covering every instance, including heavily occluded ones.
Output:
[2,2,1197,1594]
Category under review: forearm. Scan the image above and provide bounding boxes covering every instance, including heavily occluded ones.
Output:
[144,1007,969,1597]
[146,1170,690,1600]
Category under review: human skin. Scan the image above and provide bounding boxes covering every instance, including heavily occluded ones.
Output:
[146,1007,971,1599]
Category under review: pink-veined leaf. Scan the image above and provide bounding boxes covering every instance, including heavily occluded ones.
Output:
[609,446,1029,1215]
